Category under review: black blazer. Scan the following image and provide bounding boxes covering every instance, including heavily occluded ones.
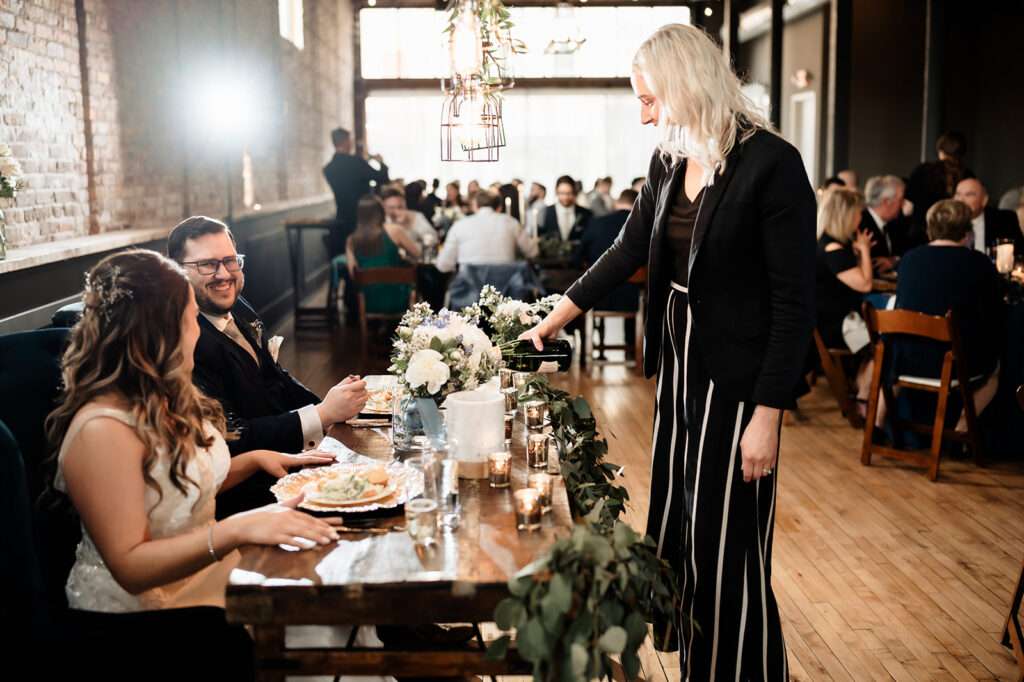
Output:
[565,129,817,409]
[538,204,592,242]
[193,298,321,517]
[861,210,923,260]
[322,153,389,228]
[981,206,1023,251]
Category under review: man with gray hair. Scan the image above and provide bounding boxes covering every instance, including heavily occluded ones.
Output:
[862,174,919,269]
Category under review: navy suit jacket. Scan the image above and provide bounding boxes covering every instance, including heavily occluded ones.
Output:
[538,204,592,242]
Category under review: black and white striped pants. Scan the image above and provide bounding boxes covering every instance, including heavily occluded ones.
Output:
[647,284,788,681]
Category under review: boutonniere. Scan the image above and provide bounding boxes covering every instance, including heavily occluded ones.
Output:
[249,319,264,348]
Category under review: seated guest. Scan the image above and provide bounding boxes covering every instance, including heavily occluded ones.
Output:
[381,186,438,248]
[817,176,846,202]
[346,195,420,315]
[816,188,875,404]
[892,199,1004,427]
[421,178,442,221]
[954,177,1024,254]
[631,176,645,192]
[322,127,389,257]
[906,131,973,234]
[46,250,339,678]
[498,182,522,221]
[585,177,614,218]
[443,181,465,210]
[436,189,538,273]
[538,174,592,243]
[167,217,367,517]
[862,175,921,269]
[524,182,547,235]
[579,189,640,347]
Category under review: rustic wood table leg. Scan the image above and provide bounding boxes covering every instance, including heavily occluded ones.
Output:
[254,624,286,682]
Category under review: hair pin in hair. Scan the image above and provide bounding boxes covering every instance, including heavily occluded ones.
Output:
[84,266,133,321]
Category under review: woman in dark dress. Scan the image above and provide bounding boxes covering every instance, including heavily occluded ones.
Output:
[815,187,874,349]
[522,24,816,681]
[892,199,1003,428]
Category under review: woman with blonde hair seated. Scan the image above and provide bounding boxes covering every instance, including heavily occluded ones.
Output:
[46,249,339,678]
[815,187,877,411]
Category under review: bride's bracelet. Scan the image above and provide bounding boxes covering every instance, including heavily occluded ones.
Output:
[207,523,220,563]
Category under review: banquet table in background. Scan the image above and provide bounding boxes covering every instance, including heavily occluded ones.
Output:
[226,420,573,681]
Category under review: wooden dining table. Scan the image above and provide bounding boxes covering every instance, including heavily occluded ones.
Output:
[226,416,574,681]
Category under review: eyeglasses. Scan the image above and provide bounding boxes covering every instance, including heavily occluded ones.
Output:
[181,254,246,275]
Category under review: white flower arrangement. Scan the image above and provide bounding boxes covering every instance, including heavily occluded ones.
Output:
[0,143,24,199]
[389,302,502,398]
[474,284,562,346]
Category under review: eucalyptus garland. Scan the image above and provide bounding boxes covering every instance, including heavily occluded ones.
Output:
[487,375,680,681]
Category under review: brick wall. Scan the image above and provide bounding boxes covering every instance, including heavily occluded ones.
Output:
[0,0,355,248]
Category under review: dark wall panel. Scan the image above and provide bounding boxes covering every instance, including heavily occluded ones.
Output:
[847,0,927,181]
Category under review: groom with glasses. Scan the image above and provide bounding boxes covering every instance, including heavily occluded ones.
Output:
[169,216,368,517]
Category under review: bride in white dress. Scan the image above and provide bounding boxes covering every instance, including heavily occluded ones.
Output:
[46,249,340,679]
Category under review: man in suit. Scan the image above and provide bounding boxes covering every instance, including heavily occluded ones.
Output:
[584,177,614,218]
[322,128,390,257]
[168,216,368,517]
[538,174,592,243]
[862,174,923,270]
[955,177,1024,253]
[579,189,640,350]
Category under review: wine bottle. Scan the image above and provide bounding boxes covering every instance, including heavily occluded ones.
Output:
[502,338,573,373]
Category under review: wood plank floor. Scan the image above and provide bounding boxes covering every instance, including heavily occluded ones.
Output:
[276,315,1024,681]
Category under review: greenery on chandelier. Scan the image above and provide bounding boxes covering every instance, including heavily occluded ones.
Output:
[445,0,526,87]
[487,375,679,681]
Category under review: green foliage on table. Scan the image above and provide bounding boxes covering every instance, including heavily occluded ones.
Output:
[489,375,680,681]
[538,237,576,261]
[487,511,678,681]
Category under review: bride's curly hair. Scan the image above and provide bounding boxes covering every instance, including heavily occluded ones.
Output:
[45,249,227,510]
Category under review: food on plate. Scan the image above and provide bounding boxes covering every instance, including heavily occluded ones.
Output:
[306,466,390,502]
[364,388,394,413]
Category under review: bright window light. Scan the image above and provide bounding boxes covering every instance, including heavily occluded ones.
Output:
[279,0,304,50]
[360,5,691,79]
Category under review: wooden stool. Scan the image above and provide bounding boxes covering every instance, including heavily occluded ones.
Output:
[581,267,646,374]
[860,304,985,481]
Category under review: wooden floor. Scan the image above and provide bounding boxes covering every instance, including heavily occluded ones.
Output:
[276,314,1024,681]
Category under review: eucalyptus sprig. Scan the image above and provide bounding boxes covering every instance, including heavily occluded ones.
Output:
[487,512,679,682]
[444,0,526,87]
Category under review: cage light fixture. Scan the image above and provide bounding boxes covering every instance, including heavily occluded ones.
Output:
[440,77,505,162]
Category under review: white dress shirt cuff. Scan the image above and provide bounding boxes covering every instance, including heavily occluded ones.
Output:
[295,404,324,450]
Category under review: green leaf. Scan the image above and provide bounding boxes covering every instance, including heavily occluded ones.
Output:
[494,598,524,630]
[547,572,573,614]
[518,618,551,662]
[485,634,510,661]
[430,336,444,352]
[597,625,628,654]
[599,600,625,627]
[572,397,592,419]
[508,575,533,598]
[622,648,641,679]
[570,642,588,676]
[625,612,648,646]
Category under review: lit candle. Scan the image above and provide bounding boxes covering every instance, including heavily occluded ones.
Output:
[504,413,514,442]
[528,472,553,513]
[514,488,542,531]
[527,433,548,469]
[499,368,514,389]
[524,400,545,430]
[512,371,531,391]
[996,242,1015,274]
[503,387,518,413]
[488,451,511,488]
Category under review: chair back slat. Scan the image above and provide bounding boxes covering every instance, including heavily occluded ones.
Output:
[354,266,417,286]
[863,304,951,343]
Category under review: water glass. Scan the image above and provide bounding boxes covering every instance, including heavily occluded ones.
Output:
[406,498,439,545]
[527,433,548,469]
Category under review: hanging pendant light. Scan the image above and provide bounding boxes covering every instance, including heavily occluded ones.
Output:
[440,0,522,162]
[545,2,586,56]
[440,76,505,163]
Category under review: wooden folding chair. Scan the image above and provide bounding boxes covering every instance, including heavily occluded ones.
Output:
[1002,386,1024,682]
[860,303,985,481]
[812,328,864,428]
[582,267,646,373]
[353,266,417,346]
